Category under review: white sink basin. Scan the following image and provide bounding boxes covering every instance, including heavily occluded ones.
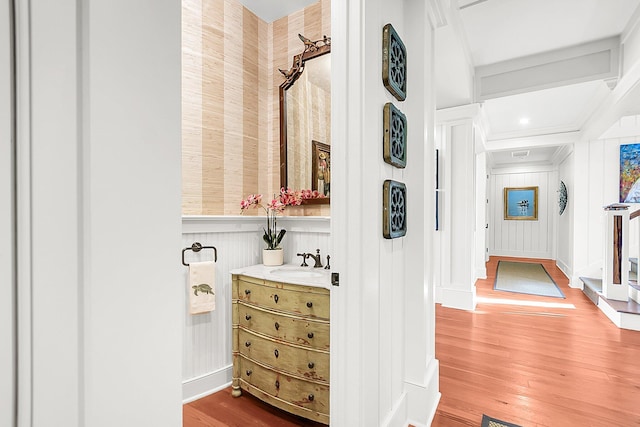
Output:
[270,268,324,278]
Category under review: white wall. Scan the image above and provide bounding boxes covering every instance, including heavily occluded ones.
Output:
[475,151,488,277]
[556,151,574,279]
[331,0,440,425]
[488,167,557,259]
[0,1,15,425]
[180,216,330,402]
[572,135,640,284]
[18,0,183,425]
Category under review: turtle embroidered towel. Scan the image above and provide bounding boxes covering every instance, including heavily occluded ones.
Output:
[189,260,216,314]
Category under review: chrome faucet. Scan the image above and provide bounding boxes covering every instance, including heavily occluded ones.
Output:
[305,249,324,268]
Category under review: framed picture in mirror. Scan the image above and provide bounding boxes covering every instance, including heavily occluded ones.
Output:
[312,140,331,197]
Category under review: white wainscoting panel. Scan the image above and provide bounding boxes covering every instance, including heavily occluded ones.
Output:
[489,169,557,259]
[181,216,330,402]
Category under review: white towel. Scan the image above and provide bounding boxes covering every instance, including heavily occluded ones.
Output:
[188,261,216,314]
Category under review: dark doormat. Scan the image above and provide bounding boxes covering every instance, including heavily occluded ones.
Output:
[481,414,522,427]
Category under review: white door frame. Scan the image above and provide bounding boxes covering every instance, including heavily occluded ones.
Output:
[0,1,16,425]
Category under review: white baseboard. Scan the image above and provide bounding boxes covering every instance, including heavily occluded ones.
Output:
[570,276,585,289]
[439,286,476,311]
[182,365,232,404]
[435,287,443,304]
[598,296,640,331]
[555,259,572,282]
[405,358,440,426]
[490,250,552,259]
[381,392,408,427]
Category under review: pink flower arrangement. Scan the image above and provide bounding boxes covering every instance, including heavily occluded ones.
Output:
[241,188,324,250]
[299,189,325,200]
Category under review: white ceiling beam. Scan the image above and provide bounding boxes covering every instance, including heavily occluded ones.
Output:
[484,131,580,152]
[581,57,640,141]
[475,36,620,101]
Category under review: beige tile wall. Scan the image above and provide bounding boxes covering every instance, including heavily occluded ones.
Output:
[182,0,330,216]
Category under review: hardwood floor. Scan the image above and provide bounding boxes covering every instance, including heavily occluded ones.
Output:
[433,256,640,427]
[183,387,326,427]
[184,256,640,426]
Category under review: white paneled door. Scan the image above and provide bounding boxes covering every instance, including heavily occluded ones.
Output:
[0,0,16,425]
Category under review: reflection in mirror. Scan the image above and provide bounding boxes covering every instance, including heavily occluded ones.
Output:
[280,35,331,204]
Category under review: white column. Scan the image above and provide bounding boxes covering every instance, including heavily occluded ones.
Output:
[436,104,483,310]
[602,207,630,301]
[0,1,15,425]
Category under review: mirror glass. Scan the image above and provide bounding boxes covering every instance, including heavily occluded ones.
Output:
[280,42,331,203]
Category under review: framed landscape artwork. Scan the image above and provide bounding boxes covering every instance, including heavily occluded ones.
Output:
[504,186,538,220]
[620,143,640,203]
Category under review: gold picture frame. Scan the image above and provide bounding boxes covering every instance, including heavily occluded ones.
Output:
[504,186,538,220]
[311,140,330,197]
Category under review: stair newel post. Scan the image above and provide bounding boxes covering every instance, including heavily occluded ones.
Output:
[603,205,630,302]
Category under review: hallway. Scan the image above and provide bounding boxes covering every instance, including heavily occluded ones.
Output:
[433,256,640,426]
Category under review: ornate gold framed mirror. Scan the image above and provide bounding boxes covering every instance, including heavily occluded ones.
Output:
[279,34,331,204]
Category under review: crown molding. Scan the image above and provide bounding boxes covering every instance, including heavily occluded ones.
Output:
[622,4,640,44]
[436,102,482,122]
[428,0,449,28]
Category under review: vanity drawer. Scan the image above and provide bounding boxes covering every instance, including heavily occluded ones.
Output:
[236,278,329,319]
[238,303,330,351]
[238,329,329,382]
[239,356,329,415]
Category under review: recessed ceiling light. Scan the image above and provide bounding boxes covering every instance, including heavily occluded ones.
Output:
[519,117,530,125]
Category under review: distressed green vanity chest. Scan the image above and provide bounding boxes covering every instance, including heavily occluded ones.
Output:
[231,273,330,424]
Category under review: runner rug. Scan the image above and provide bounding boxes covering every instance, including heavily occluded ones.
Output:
[481,414,522,427]
[493,261,565,298]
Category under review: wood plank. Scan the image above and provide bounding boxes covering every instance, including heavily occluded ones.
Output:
[614,215,623,284]
[184,387,326,427]
[433,256,640,427]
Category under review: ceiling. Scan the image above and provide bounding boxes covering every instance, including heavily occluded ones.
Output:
[239,0,640,167]
[238,0,317,23]
[437,0,640,168]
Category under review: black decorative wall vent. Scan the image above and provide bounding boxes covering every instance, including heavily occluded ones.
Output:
[383,180,407,239]
[383,103,407,168]
[382,23,407,101]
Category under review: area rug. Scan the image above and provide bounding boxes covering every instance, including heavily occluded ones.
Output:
[481,414,522,427]
[494,261,565,298]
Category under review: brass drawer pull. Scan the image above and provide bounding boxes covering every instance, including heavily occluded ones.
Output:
[245,369,252,376]
[245,314,251,321]
[245,341,251,347]
[308,394,314,402]
[275,380,280,389]
[274,294,279,303]
[274,349,279,358]
[244,289,251,295]
[307,332,314,339]
[274,322,279,330]
[306,301,313,308]
[308,362,315,369]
